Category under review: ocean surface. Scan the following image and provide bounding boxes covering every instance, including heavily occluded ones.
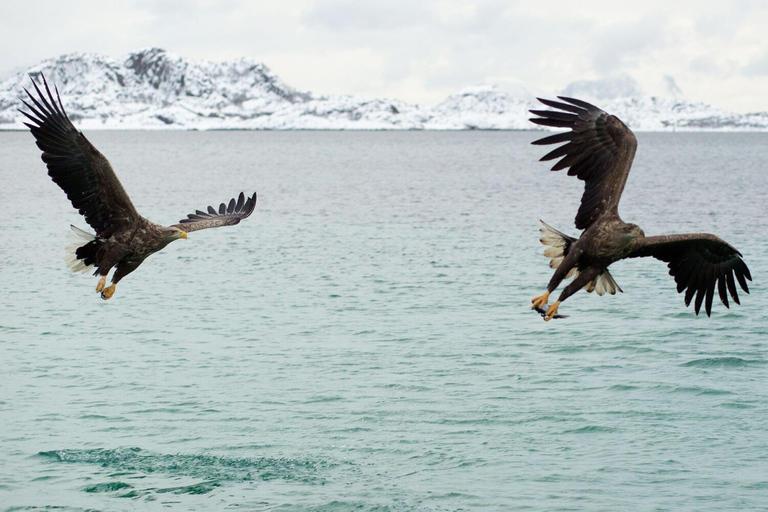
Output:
[1,130,767,511]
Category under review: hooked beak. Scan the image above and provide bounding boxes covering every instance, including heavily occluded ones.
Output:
[179,231,188,240]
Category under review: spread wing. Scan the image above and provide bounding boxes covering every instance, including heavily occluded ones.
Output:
[20,75,141,238]
[530,97,638,230]
[171,192,257,233]
[626,234,751,316]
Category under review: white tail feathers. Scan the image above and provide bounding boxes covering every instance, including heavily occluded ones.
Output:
[539,221,577,279]
[65,225,96,274]
[585,270,623,296]
[539,220,622,296]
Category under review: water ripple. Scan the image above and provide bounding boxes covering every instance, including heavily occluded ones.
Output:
[681,357,764,368]
[38,447,336,485]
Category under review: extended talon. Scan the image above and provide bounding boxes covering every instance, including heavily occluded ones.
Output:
[531,291,550,310]
[101,284,116,300]
[543,300,561,321]
[96,275,106,293]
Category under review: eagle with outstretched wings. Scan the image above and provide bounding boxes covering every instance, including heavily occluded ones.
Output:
[529,96,751,320]
[20,75,257,300]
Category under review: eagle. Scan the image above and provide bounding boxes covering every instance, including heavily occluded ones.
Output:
[529,96,751,321]
[20,76,257,300]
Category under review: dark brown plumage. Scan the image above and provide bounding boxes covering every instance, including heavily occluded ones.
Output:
[529,96,750,320]
[20,75,257,300]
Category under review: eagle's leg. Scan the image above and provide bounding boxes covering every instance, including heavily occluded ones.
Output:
[533,248,581,312]
[96,275,107,293]
[531,291,550,310]
[543,300,561,322]
[542,267,600,321]
[101,283,117,300]
[99,260,141,300]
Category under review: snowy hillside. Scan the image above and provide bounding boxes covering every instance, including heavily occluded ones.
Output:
[430,85,535,130]
[559,74,768,131]
[2,49,767,131]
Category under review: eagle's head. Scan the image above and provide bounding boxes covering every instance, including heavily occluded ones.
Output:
[623,223,645,239]
[162,226,188,242]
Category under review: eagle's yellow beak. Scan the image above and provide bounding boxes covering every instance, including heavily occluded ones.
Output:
[179,231,188,240]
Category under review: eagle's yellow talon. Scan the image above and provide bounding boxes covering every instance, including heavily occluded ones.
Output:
[101,284,116,300]
[96,275,106,293]
[531,291,550,310]
[543,301,561,321]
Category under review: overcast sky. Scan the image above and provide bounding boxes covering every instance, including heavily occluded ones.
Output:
[3,0,768,112]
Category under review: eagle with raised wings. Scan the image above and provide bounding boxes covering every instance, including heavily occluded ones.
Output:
[529,97,751,321]
[20,76,257,300]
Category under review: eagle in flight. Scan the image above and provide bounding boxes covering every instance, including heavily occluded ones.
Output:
[529,97,751,321]
[20,75,257,300]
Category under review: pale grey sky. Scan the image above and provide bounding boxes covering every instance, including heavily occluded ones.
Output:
[3,0,768,112]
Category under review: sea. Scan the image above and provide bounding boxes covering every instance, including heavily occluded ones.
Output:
[1,130,767,511]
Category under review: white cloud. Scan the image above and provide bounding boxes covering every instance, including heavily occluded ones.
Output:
[301,0,434,31]
[3,0,768,112]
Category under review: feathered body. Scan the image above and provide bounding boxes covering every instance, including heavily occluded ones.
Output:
[529,97,751,320]
[66,220,185,282]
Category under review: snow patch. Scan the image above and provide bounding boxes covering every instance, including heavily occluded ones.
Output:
[3,49,768,131]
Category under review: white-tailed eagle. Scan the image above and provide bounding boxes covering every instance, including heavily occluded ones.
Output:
[529,97,751,320]
[20,76,257,300]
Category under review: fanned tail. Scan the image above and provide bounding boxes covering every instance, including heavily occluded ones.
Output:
[539,220,577,279]
[584,270,623,296]
[65,225,100,274]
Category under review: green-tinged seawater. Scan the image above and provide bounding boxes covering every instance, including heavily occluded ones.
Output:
[1,131,767,511]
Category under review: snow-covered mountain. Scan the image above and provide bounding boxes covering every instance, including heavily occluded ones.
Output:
[430,84,535,130]
[557,74,768,131]
[561,73,644,102]
[2,48,767,131]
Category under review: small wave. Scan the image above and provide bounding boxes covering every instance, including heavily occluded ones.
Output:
[681,357,762,368]
[38,447,334,485]
[304,500,398,512]
[608,384,640,392]
[5,507,99,512]
[304,395,345,404]
[83,481,132,493]
[562,425,618,434]
[718,401,757,410]
[744,481,768,490]
[666,385,734,396]
[156,481,221,495]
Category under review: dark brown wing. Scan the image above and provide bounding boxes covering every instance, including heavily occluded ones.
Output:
[626,234,751,316]
[530,97,638,230]
[171,192,257,233]
[19,75,141,238]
